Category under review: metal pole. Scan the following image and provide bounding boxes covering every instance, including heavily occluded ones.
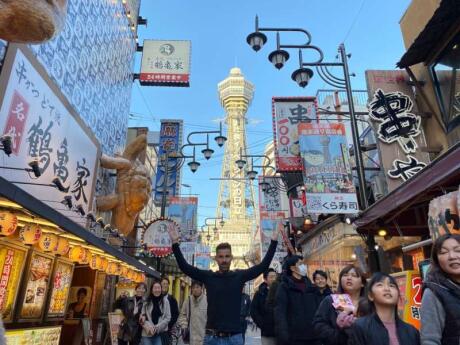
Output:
[339,43,368,209]
[160,154,168,218]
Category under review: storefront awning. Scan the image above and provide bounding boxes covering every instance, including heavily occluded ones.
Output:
[0,176,160,278]
[397,0,460,68]
[354,142,460,235]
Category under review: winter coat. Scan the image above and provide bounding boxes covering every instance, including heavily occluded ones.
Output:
[274,275,321,345]
[422,277,460,345]
[116,296,145,342]
[320,286,333,301]
[250,282,276,337]
[178,294,207,345]
[313,295,350,345]
[141,295,171,337]
[348,312,420,345]
[166,294,179,331]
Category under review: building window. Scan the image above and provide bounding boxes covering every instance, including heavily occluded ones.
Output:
[430,32,460,132]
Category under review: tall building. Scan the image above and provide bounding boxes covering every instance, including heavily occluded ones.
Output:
[212,67,256,269]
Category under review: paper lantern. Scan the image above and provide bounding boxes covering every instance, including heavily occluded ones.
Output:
[0,211,18,236]
[69,246,85,262]
[79,249,91,264]
[135,273,142,283]
[140,273,146,282]
[54,236,70,256]
[89,254,101,270]
[19,224,42,245]
[99,257,109,271]
[127,269,135,281]
[121,266,129,277]
[38,233,58,252]
[106,262,118,275]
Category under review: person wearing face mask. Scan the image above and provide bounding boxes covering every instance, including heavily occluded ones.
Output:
[313,265,366,345]
[349,272,420,345]
[421,234,460,345]
[274,255,321,345]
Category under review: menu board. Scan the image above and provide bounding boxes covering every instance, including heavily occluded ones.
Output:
[0,241,27,322]
[108,312,123,345]
[47,258,74,318]
[5,326,61,345]
[19,251,53,320]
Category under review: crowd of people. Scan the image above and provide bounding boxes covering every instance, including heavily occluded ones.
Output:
[111,230,460,345]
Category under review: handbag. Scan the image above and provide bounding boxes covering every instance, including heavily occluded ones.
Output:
[181,297,191,343]
[160,331,171,345]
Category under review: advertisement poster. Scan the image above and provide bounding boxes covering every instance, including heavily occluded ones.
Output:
[272,97,317,171]
[108,312,124,345]
[194,244,211,270]
[5,326,62,345]
[19,252,53,320]
[154,120,183,204]
[392,271,422,330]
[142,218,179,257]
[0,46,100,227]
[140,40,191,87]
[180,242,196,265]
[299,123,358,214]
[428,191,460,240]
[66,286,92,319]
[258,176,283,212]
[0,242,27,322]
[167,196,198,241]
[259,211,288,256]
[366,70,430,191]
[47,259,74,318]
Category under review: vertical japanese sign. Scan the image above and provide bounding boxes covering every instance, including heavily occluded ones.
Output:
[258,176,282,212]
[298,123,358,214]
[0,46,99,226]
[167,196,198,241]
[259,211,288,257]
[154,120,183,205]
[140,40,191,87]
[366,70,430,191]
[272,97,316,172]
[392,271,422,330]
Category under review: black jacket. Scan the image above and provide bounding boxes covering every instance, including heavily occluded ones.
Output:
[250,283,275,337]
[274,275,321,344]
[313,295,350,345]
[348,313,420,345]
[166,294,179,331]
[320,286,333,300]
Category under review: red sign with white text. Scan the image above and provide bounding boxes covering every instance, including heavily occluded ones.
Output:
[3,90,29,155]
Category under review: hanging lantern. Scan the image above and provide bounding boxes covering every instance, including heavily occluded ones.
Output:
[106,262,118,275]
[127,269,135,281]
[79,249,91,264]
[136,272,142,283]
[54,236,70,256]
[0,211,18,236]
[89,254,101,270]
[69,246,85,262]
[140,273,146,282]
[99,257,109,271]
[38,233,58,252]
[121,266,129,277]
[19,224,42,245]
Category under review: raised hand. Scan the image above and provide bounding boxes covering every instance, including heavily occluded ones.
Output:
[271,223,281,241]
[167,223,180,244]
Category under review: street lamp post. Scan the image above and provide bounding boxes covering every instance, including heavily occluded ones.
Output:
[246,16,368,209]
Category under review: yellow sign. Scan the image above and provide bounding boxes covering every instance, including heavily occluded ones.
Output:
[5,326,62,345]
[392,270,422,330]
[48,259,74,317]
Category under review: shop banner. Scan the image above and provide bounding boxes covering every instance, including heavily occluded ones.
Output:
[392,271,422,330]
[180,241,196,265]
[299,123,358,214]
[141,218,179,257]
[154,120,183,205]
[259,211,288,256]
[47,259,74,318]
[258,176,283,212]
[0,46,100,226]
[428,190,460,239]
[0,242,27,322]
[194,244,211,270]
[366,70,430,191]
[140,40,191,87]
[6,326,62,345]
[272,97,317,172]
[289,196,308,218]
[167,196,198,241]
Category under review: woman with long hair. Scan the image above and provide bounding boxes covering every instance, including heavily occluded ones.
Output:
[349,272,419,345]
[140,281,171,345]
[313,265,366,345]
[421,233,460,345]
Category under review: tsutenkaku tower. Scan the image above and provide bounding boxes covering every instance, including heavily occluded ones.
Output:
[213,67,257,269]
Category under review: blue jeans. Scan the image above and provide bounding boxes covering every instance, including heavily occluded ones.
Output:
[203,334,244,345]
[141,335,162,345]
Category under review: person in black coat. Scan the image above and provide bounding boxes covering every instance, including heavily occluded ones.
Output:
[161,277,179,336]
[250,268,278,345]
[313,270,333,300]
[275,256,321,345]
[313,265,366,345]
[348,272,419,345]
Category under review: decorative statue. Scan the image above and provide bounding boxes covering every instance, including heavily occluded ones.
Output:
[96,135,152,236]
[0,0,67,43]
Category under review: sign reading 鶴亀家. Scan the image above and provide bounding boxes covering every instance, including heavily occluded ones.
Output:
[272,97,316,172]
[299,123,358,214]
[140,40,191,87]
[0,45,100,226]
[154,120,183,205]
[366,70,430,191]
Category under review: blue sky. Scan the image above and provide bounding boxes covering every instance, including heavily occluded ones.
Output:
[129,0,412,226]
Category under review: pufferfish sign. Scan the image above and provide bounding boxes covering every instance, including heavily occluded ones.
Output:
[0,0,67,43]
